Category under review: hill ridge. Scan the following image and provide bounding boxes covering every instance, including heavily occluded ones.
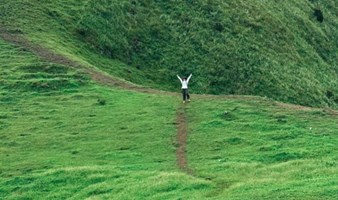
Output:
[0,27,169,95]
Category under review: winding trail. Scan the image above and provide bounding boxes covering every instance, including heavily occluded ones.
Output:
[0,29,193,174]
[1,28,324,109]
[2,29,331,177]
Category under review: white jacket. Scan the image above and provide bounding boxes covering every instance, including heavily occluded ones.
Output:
[177,74,192,89]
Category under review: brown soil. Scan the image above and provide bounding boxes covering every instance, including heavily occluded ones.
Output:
[176,105,193,174]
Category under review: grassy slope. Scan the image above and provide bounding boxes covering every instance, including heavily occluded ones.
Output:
[0,40,211,199]
[0,87,213,199]
[1,39,338,199]
[1,1,338,199]
[187,98,338,199]
[0,0,158,89]
[2,0,338,107]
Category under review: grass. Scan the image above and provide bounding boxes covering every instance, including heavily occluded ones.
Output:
[0,85,215,199]
[186,97,338,199]
[1,1,338,199]
[0,37,338,199]
[0,38,212,199]
[2,82,338,199]
[1,0,338,107]
[0,39,87,93]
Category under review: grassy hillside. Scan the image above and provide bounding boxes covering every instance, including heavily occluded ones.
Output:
[1,1,338,199]
[1,0,338,107]
[0,39,210,199]
[1,38,338,199]
[187,98,338,199]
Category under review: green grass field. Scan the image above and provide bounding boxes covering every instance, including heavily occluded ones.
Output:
[187,98,338,199]
[1,38,338,199]
[0,85,210,199]
[1,0,338,199]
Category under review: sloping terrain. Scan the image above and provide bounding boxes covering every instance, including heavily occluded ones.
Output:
[0,39,210,199]
[186,97,338,199]
[1,37,338,199]
[1,0,338,107]
[1,1,338,199]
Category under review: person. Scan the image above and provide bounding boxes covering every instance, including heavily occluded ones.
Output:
[177,74,192,103]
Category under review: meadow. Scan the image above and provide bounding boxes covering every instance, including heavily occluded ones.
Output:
[0,39,204,199]
[1,39,338,199]
[1,0,338,199]
[187,98,338,199]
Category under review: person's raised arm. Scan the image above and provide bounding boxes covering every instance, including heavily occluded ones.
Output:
[177,75,182,83]
[187,74,192,82]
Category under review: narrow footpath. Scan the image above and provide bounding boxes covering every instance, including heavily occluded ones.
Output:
[176,105,193,174]
[0,28,173,95]
[0,28,193,174]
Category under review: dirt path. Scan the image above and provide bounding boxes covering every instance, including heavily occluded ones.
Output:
[0,28,323,108]
[0,29,175,96]
[2,29,330,177]
[0,29,192,173]
[176,105,193,174]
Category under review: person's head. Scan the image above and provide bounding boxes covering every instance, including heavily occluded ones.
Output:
[183,77,187,81]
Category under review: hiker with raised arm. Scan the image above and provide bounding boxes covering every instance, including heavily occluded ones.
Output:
[177,74,192,103]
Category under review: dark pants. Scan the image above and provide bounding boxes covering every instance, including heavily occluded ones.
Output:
[182,89,190,101]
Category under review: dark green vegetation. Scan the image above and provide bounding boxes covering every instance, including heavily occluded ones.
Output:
[1,0,338,107]
[1,1,338,199]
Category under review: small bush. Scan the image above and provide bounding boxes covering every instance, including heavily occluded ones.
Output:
[326,90,334,99]
[97,98,106,105]
[270,152,303,162]
[226,137,243,145]
[213,22,224,32]
[314,8,324,23]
